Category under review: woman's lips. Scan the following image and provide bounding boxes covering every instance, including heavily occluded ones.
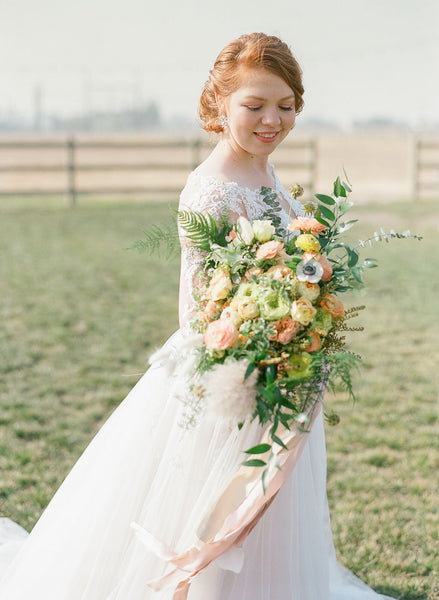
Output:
[254,131,280,143]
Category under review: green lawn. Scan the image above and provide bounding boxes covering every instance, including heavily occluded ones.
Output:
[0,196,437,599]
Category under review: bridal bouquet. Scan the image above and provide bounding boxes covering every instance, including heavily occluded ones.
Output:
[137,177,420,486]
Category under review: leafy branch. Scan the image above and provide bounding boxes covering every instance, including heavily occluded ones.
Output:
[130,211,179,259]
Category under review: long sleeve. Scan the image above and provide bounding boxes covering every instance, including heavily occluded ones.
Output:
[177,175,245,331]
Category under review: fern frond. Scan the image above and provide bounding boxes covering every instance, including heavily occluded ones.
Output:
[130,214,179,259]
[178,210,229,250]
[326,352,361,401]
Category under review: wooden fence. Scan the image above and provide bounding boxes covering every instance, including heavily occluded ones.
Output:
[412,137,439,200]
[0,137,317,207]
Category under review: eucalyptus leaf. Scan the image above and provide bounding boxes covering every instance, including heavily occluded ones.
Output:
[314,215,331,227]
[319,204,336,221]
[315,193,336,206]
[245,443,272,455]
[336,219,358,234]
[242,459,267,468]
[347,249,359,267]
[363,258,379,268]
[338,201,354,215]
[270,432,288,450]
[334,177,347,198]
[261,468,269,493]
[351,266,364,282]
[244,361,257,380]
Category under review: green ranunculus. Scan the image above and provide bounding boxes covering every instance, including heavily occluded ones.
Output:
[286,352,314,380]
[236,281,258,298]
[312,308,333,336]
[257,289,291,321]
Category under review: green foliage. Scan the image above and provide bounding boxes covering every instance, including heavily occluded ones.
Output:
[178,209,231,251]
[259,186,289,238]
[314,178,422,295]
[131,207,232,257]
[326,352,361,400]
[130,211,179,258]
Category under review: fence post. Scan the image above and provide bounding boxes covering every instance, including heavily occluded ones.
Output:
[411,135,420,202]
[67,137,76,207]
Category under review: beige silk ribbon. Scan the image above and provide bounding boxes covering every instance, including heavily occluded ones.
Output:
[133,395,323,600]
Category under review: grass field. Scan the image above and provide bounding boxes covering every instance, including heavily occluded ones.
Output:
[0,196,438,599]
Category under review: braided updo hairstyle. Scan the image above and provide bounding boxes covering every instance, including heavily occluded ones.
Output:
[199,33,304,134]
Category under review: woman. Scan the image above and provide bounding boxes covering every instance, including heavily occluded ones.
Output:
[0,33,395,599]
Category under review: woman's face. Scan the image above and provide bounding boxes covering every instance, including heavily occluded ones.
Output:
[218,68,296,158]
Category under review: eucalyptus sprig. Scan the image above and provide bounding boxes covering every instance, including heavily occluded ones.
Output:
[309,176,421,293]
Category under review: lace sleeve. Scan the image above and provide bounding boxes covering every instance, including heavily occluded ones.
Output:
[177,174,246,332]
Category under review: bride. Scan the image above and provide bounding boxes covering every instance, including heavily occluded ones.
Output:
[0,33,396,599]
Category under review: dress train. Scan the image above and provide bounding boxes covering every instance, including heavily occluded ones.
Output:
[0,330,395,599]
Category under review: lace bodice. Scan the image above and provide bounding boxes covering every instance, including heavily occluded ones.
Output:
[178,168,305,330]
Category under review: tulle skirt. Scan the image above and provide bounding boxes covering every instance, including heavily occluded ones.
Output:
[0,331,394,599]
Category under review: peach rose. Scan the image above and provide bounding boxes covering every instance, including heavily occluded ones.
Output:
[320,294,344,318]
[291,297,317,326]
[203,319,239,349]
[270,317,300,344]
[207,269,233,301]
[304,331,322,352]
[303,252,333,282]
[266,264,294,280]
[243,267,264,281]
[199,300,221,324]
[288,217,327,236]
[296,280,320,302]
[255,240,285,260]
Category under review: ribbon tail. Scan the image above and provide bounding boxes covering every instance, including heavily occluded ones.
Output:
[173,578,191,600]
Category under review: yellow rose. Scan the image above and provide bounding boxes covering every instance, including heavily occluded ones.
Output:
[237,297,259,320]
[296,281,320,302]
[291,297,317,326]
[295,233,321,253]
[207,269,233,301]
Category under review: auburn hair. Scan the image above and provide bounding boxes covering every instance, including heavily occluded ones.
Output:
[199,33,304,134]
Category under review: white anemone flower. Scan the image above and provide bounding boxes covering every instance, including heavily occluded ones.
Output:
[296,258,324,283]
[237,216,255,245]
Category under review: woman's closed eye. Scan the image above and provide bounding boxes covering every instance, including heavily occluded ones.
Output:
[245,105,294,112]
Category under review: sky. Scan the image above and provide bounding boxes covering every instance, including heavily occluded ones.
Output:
[1,0,438,128]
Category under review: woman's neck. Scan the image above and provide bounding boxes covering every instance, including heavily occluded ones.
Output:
[206,139,274,188]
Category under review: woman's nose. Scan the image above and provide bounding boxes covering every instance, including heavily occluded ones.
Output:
[261,108,281,127]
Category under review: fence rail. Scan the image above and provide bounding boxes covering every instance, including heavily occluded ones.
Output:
[0,137,317,206]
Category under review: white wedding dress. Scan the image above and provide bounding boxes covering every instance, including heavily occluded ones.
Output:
[0,168,396,599]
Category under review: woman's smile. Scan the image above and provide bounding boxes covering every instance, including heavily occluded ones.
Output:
[253,130,281,142]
